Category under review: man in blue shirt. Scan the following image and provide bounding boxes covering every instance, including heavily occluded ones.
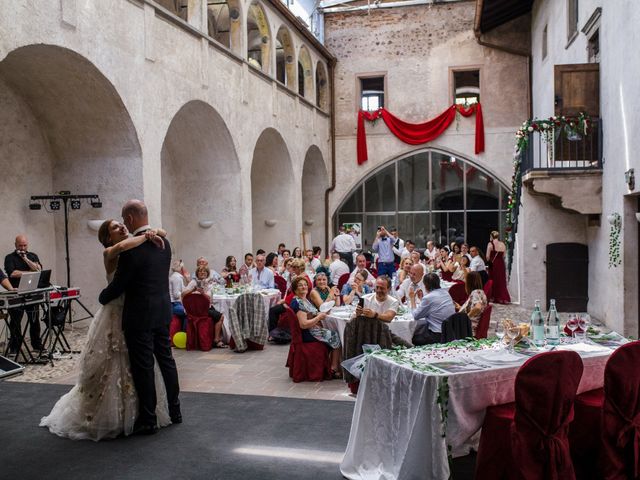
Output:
[372,226,396,278]
[250,254,275,289]
[409,273,455,345]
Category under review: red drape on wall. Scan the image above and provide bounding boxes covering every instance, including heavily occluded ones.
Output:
[356,103,484,165]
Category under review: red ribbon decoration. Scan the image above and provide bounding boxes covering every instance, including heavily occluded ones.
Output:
[357,103,485,165]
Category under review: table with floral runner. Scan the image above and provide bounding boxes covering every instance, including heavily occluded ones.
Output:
[340,332,628,480]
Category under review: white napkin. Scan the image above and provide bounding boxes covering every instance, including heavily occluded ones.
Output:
[557,342,610,354]
[474,349,526,364]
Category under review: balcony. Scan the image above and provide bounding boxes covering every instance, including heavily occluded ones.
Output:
[521,118,603,215]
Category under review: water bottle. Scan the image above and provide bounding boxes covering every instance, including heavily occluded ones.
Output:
[546,299,560,346]
[531,300,545,347]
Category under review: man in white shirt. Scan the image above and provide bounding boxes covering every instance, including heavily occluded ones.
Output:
[250,254,275,289]
[329,252,350,285]
[310,246,322,271]
[469,246,486,272]
[355,276,399,323]
[396,263,427,302]
[348,254,375,287]
[330,226,357,270]
[400,240,416,259]
[425,241,438,263]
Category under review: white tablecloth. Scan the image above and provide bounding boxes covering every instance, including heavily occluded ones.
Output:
[324,306,418,346]
[340,339,613,480]
[210,289,281,341]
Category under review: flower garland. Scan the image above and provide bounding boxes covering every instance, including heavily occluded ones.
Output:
[506,113,590,277]
[608,213,622,268]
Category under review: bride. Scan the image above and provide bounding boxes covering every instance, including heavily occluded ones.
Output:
[40,220,171,441]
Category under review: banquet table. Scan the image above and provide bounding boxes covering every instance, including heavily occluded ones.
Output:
[210,288,281,342]
[340,334,626,480]
[324,306,418,346]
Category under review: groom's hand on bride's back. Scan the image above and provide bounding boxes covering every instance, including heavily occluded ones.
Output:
[145,231,165,250]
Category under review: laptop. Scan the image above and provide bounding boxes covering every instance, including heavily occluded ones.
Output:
[17,271,41,293]
[37,270,52,288]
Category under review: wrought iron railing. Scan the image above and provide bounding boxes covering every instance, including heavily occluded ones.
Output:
[521,118,602,172]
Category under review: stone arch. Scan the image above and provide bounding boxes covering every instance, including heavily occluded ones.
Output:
[275,25,295,87]
[302,145,328,250]
[156,0,188,21]
[250,128,295,251]
[0,44,142,306]
[315,61,328,109]
[161,100,240,271]
[246,2,271,74]
[207,0,242,54]
[297,45,313,99]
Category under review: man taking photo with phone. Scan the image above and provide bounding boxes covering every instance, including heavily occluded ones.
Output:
[372,226,396,278]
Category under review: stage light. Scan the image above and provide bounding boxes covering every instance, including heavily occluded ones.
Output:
[50,200,61,210]
[29,201,42,210]
[70,199,82,210]
[90,197,102,209]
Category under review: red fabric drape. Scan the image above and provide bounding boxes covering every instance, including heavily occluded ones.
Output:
[356,103,485,165]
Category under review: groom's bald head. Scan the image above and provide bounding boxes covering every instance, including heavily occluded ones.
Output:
[122,199,148,232]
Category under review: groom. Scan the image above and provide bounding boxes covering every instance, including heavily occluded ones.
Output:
[99,199,181,435]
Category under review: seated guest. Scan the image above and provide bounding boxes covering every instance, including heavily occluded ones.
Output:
[342,271,372,305]
[455,271,488,336]
[397,257,413,285]
[289,258,312,292]
[396,263,426,302]
[182,266,227,348]
[169,259,187,329]
[452,255,471,281]
[410,250,423,268]
[276,243,286,262]
[434,247,450,271]
[309,272,341,309]
[424,240,438,263]
[348,254,375,288]
[329,252,350,285]
[449,243,462,264]
[290,277,342,378]
[469,246,489,284]
[256,249,266,256]
[265,252,279,274]
[278,249,291,273]
[0,267,14,291]
[409,273,455,345]
[238,252,254,278]
[355,275,398,323]
[192,256,225,285]
[221,255,240,284]
[400,239,416,259]
[311,246,323,271]
[250,254,275,289]
[280,257,294,286]
[460,243,472,262]
[292,247,303,259]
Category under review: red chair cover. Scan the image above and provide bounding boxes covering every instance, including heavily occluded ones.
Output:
[441,270,453,282]
[183,293,214,351]
[483,279,494,301]
[274,275,287,298]
[601,341,640,479]
[284,305,331,382]
[569,388,604,480]
[475,304,492,339]
[448,281,468,305]
[337,273,351,291]
[476,351,583,480]
[169,315,183,347]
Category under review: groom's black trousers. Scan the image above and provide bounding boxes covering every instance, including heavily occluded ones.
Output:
[125,324,180,426]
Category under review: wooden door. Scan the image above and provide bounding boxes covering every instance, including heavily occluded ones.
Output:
[546,243,589,312]
[554,63,600,116]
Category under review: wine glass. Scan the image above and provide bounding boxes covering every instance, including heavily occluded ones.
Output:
[566,314,579,342]
[506,326,520,353]
[577,313,590,339]
[495,322,505,349]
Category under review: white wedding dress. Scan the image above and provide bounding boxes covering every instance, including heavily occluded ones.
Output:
[40,273,171,441]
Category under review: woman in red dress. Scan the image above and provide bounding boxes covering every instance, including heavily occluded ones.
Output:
[486,231,511,304]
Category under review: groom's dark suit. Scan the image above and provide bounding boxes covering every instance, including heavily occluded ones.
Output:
[99,234,180,428]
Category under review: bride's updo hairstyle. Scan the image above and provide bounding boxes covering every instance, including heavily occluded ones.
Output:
[98,219,115,248]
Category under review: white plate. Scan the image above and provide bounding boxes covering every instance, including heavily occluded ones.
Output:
[319,300,335,313]
[475,350,526,364]
[556,342,610,354]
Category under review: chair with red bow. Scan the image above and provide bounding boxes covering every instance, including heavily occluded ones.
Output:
[337,273,351,292]
[169,315,183,347]
[483,279,494,301]
[474,303,493,339]
[284,305,331,382]
[569,340,640,480]
[475,350,583,480]
[441,270,454,282]
[448,281,468,306]
[274,275,287,298]
[182,293,214,351]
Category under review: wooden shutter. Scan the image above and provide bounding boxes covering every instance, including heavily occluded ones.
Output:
[554,63,600,116]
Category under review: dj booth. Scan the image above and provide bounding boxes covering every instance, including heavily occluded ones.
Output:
[0,286,81,370]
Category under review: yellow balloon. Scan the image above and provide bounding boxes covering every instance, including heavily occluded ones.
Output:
[173,332,187,349]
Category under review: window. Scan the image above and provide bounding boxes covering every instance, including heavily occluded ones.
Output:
[542,25,548,60]
[360,76,385,111]
[453,70,480,106]
[567,0,579,42]
[588,30,600,63]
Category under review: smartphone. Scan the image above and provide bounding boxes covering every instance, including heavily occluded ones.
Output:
[358,297,365,308]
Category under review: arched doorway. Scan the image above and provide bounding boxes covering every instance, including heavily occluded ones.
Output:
[250,128,295,251]
[0,44,142,307]
[302,146,328,252]
[275,26,295,87]
[246,2,271,74]
[207,0,242,54]
[334,149,509,250]
[161,100,240,271]
[297,46,313,99]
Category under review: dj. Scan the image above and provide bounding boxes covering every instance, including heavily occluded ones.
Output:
[4,235,44,354]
